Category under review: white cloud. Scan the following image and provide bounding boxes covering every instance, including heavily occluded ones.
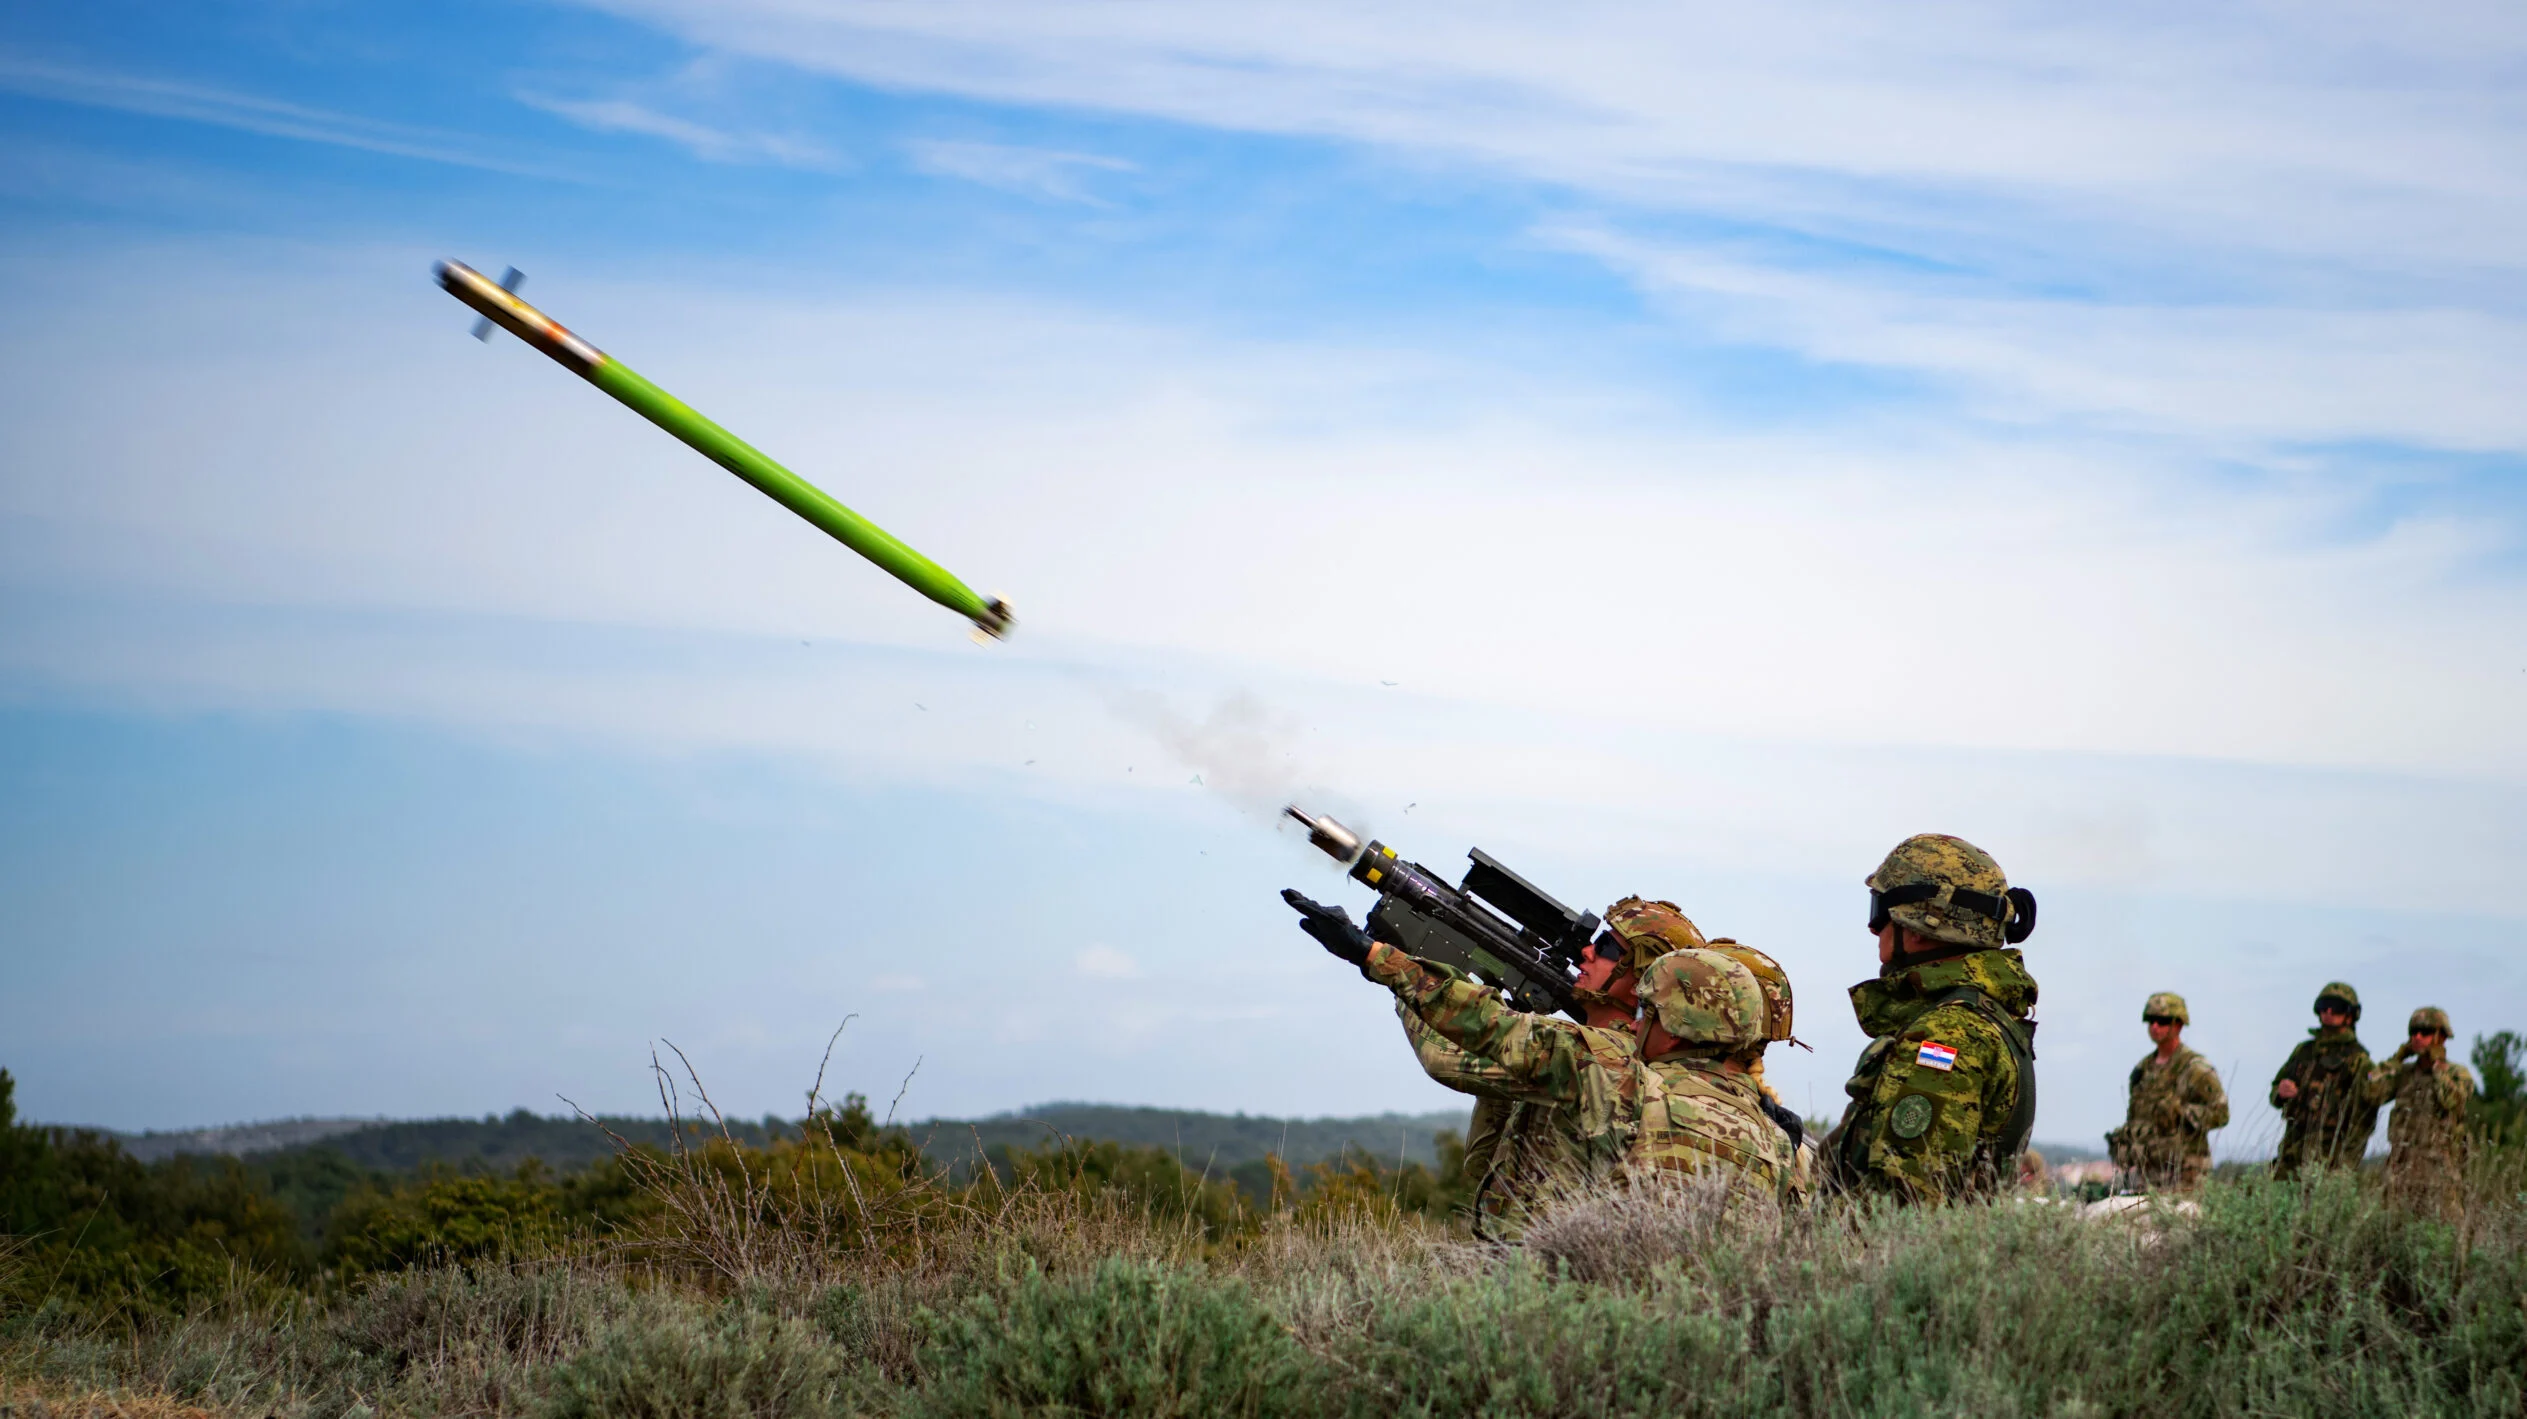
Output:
[0,54,570,179]
[2,241,2523,921]
[519,92,839,169]
[1075,945,1143,979]
[1547,224,2527,449]
[576,0,2527,278]
[904,138,1134,203]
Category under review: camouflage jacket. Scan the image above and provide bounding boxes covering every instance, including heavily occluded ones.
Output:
[1366,943,1791,1213]
[2365,1051,2474,1160]
[1396,1001,1627,1229]
[2110,1046,2228,1169]
[2270,1026,2375,1173]
[1826,948,2039,1204]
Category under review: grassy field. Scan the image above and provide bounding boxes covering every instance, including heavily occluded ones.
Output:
[7,1060,2525,1419]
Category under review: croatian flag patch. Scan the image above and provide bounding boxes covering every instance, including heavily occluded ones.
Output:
[1915,1041,1959,1072]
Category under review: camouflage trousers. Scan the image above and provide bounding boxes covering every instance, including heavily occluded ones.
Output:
[2382,1149,2465,1222]
[2119,1154,2210,1194]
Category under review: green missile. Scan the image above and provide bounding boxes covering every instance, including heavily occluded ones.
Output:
[436,260,1013,640]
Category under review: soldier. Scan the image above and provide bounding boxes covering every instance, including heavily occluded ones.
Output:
[2365,1006,2475,1220]
[1396,927,1643,1232]
[2104,992,2229,1192]
[2270,983,2377,1177]
[1304,913,1793,1215]
[1396,897,1745,1232]
[1707,937,1817,1199]
[1824,833,2040,1203]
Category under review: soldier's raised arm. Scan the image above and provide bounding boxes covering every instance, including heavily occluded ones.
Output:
[2181,1055,2230,1132]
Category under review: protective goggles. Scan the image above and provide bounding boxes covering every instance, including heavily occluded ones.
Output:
[2143,1014,2183,1027]
[1868,882,2037,944]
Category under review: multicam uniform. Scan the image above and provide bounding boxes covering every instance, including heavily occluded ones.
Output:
[1395,1003,1626,1233]
[2271,983,2376,1177]
[1366,942,1792,1217]
[2108,1047,2229,1192]
[2365,1008,2475,1221]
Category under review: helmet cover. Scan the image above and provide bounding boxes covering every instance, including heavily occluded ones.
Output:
[2314,982,2362,1020]
[1603,897,1708,975]
[1864,834,2025,951]
[2143,992,2190,1026]
[1707,937,1795,1042]
[1638,948,1767,1053]
[2407,1005,2452,1038]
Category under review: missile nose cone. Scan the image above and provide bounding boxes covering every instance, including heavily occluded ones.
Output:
[1284,805,1362,862]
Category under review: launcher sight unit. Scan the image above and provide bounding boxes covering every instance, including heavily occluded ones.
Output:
[1281,805,1601,1021]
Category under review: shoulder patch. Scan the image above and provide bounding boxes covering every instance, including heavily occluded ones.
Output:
[1890,1092,1936,1139]
[1915,1040,1959,1071]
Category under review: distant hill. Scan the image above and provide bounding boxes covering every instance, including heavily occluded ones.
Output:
[907,1103,1470,1179]
[108,1117,383,1163]
[83,1102,1475,1179]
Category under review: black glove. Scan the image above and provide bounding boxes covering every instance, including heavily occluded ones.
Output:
[1281,889,1372,968]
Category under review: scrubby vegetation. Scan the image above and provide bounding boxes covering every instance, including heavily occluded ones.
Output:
[7,1060,2526,1418]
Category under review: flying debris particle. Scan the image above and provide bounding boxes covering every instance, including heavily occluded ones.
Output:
[915,703,927,711]
[1025,759,1036,766]
[1404,802,1417,813]
[1381,680,1398,687]
[1191,774,1204,785]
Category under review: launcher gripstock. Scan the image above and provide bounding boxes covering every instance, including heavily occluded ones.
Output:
[1282,805,1598,1021]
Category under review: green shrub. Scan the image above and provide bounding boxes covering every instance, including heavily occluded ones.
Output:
[911,1258,1317,1419]
[536,1298,845,1419]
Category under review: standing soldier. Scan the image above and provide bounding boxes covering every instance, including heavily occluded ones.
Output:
[2271,983,2377,1177]
[1825,833,2040,1204]
[2365,1007,2475,1220]
[2105,992,2229,1192]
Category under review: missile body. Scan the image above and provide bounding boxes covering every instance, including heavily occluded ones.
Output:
[436,260,1011,639]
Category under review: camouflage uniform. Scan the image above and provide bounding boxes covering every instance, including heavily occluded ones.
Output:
[1396,896,1704,1232]
[2365,1007,2474,1220]
[1396,1003,1626,1234]
[2271,982,2376,1177]
[1367,942,1791,1218]
[1827,835,2040,1204]
[2105,992,2228,1192]
[1707,938,1814,1201]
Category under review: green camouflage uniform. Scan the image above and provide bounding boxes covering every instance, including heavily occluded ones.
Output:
[1366,942,1790,1217]
[1827,949,2040,1203]
[2365,1008,2474,1220]
[2271,1026,2375,1177]
[2107,1047,2229,1192]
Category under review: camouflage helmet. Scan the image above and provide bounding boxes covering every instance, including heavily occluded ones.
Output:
[2313,982,2361,1020]
[1638,948,1767,1053]
[1865,834,2032,952]
[2408,1006,2452,1038]
[1603,897,1708,975]
[2143,992,2189,1026]
[1707,937,1795,1043]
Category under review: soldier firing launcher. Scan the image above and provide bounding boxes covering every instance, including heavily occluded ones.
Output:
[1281,805,1599,1021]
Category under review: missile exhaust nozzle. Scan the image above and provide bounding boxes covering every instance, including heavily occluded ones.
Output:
[1283,805,1362,863]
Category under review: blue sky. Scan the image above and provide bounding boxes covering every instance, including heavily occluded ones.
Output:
[2,0,2523,1155]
